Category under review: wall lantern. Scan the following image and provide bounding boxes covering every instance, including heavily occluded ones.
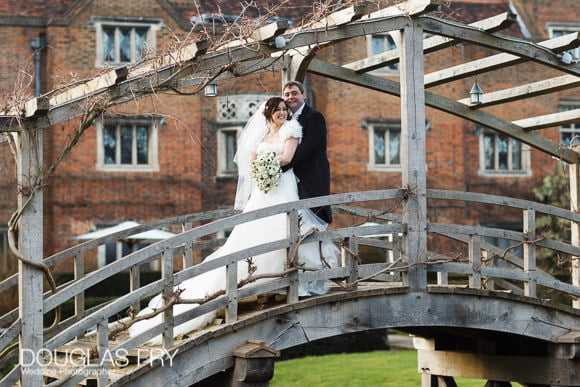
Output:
[204,80,217,97]
[469,81,483,105]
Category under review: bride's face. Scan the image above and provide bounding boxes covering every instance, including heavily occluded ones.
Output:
[272,101,288,127]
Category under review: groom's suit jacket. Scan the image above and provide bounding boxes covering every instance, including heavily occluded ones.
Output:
[283,104,332,224]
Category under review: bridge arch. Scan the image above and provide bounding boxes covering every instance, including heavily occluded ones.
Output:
[113,288,579,386]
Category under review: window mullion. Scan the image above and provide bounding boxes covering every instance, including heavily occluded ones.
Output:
[114,27,120,63]
[132,125,137,165]
[507,138,513,170]
[493,134,499,171]
[130,28,135,62]
[115,125,121,166]
[384,129,390,165]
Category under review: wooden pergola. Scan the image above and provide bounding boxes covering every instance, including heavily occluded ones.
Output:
[1,0,579,384]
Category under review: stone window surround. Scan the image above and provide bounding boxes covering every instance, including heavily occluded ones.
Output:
[91,16,164,67]
[96,114,160,172]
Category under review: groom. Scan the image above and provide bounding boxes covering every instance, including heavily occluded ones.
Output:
[282,81,332,224]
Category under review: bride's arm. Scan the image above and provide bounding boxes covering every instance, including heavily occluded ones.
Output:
[277,138,299,166]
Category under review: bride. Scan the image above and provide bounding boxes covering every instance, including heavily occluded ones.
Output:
[129,97,338,344]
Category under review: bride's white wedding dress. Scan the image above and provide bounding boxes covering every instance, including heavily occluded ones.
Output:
[129,119,338,344]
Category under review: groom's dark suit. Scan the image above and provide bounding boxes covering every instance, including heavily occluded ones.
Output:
[283,104,332,224]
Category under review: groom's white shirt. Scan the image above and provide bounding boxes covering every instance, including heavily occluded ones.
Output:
[292,103,306,119]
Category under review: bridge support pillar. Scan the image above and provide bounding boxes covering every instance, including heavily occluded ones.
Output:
[415,336,580,386]
[229,340,280,386]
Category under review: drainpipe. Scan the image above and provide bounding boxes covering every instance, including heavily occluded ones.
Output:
[29,36,47,96]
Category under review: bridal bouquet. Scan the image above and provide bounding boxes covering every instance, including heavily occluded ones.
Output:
[251,151,282,193]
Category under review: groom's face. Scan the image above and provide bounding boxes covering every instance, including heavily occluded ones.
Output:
[283,85,306,113]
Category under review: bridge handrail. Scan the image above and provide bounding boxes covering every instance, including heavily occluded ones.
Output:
[3,188,580,386]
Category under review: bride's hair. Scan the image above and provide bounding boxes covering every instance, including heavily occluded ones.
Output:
[263,97,288,122]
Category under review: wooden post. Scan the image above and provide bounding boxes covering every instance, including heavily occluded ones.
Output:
[399,19,427,291]
[570,145,580,309]
[17,126,44,385]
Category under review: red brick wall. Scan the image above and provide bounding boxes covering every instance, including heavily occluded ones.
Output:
[0,0,577,268]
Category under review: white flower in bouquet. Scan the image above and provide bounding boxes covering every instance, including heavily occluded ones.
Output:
[251,151,282,193]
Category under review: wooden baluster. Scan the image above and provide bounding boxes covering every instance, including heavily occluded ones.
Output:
[182,222,194,268]
[162,247,174,348]
[286,210,300,303]
[391,232,403,283]
[342,236,359,290]
[523,209,537,298]
[483,249,494,290]
[570,148,580,309]
[469,234,482,289]
[74,252,85,318]
[129,242,140,314]
[225,261,238,323]
[96,319,109,386]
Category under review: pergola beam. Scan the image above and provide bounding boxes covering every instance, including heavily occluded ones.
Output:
[425,32,580,88]
[514,108,580,131]
[421,17,580,77]
[307,58,579,163]
[344,11,517,73]
[457,74,580,108]
[0,16,418,132]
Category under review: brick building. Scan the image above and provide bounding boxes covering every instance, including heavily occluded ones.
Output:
[0,0,578,272]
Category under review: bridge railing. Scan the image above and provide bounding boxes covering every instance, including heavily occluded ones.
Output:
[1,189,579,385]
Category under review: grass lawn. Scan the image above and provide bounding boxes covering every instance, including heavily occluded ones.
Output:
[271,350,519,386]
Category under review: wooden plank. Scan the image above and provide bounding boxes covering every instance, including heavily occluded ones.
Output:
[345,12,516,73]
[307,58,580,163]
[422,18,580,76]
[425,32,580,88]
[513,108,580,131]
[457,75,580,108]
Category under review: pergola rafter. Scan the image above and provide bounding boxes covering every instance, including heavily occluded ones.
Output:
[307,58,579,163]
[424,32,580,87]
[456,74,580,108]
[344,11,518,73]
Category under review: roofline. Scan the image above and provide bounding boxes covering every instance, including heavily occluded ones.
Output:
[0,0,192,30]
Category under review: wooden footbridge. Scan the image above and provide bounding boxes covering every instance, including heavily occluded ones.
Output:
[1,0,579,385]
[1,189,580,386]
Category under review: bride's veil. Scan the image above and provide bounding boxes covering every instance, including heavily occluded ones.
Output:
[233,101,268,210]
